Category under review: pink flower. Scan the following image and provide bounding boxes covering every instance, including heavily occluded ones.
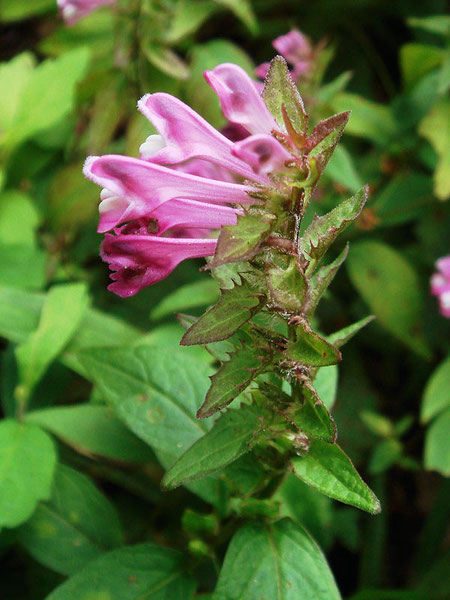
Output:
[84,61,308,297]
[256,29,315,84]
[57,0,115,24]
[431,256,450,318]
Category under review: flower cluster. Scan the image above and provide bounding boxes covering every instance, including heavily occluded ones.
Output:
[431,256,450,318]
[57,0,114,24]
[84,61,313,297]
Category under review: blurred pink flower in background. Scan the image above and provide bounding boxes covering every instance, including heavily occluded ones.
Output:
[57,0,115,24]
[431,256,450,318]
[255,29,315,83]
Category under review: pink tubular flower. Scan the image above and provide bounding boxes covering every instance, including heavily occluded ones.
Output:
[256,29,315,83]
[84,60,311,297]
[431,256,450,318]
[57,0,115,24]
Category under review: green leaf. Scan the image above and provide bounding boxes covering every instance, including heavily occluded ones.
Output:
[371,174,433,227]
[213,518,341,600]
[307,113,351,178]
[262,55,308,134]
[151,279,220,320]
[292,382,337,442]
[45,543,196,600]
[15,283,89,401]
[419,99,450,200]
[0,243,46,290]
[181,278,266,345]
[286,320,341,367]
[213,0,258,34]
[0,52,35,133]
[266,259,308,313]
[0,0,54,21]
[314,365,339,411]
[369,439,403,475]
[300,186,368,266]
[0,420,57,528]
[424,408,450,477]
[0,190,40,246]
[1,48,91,151]
[291,439,380,514]
[307,244,349,318]
[209,212,275,267]
[332,93,397,146]
[327,316,375,349]
[164,1,217,43]
[198,342,273,418]
[400,43,443,91]
[408,14,450,36]
[325,144,364,193]
[163,404,266,489]
[141,44,190,80]
[346,241,430,357]
[24,405,155,463]
[421,356,450,424]
[18,465,122,575]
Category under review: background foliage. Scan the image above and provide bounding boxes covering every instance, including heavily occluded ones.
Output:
[0,0,449,598]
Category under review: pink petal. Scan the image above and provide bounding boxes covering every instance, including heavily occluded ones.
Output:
[151,197,240,234]
[436,256,450,278]
[431,274,450,296]
[273,30,312,63]
[137,93,266,183]
[232,134,292,175]
[101,234,217,297]
[172,158,236,182]
[84,154,254,232]
[254,62,271,80]
[438,290,450,318]
[204,63,277,135]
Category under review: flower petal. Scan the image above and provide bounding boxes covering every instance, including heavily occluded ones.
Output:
[436,256,450,278]
[232,134,292,175]
[84,154,254,232]
[273,30,311,64]
[138,93,266,182]
[204,63,277,135]
[151,198,240,234]
[101,234,217,297]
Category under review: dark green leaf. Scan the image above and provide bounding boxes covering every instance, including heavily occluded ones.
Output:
[0,420,57,528]
[266,259,308,313]
[164,1,218,43]
[181,278,266,345]
[213,0,258,34]
[198,342,273,418]
[213,518,341,600]
[421,356,450,423]
[151,279,220,320]
[45,543,196,600]
[372,174,433,227]
[307,244,349,318]
[326,145,363,193]
[424,408,450,476]
[286,319,341,366]
[300,186,368,266]
[18,465,122,575]
[327,316,375,349]
[163,404,266,489]
[292,439,380,514]
[25,405,155,463]
[292,382,337,442]
[209,213,275,267]
[262,56,308,134]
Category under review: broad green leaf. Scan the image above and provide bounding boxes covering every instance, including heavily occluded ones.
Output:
[165,0,218,43]
[400,44,443,91]
[25,405,155,463]
[0,243,46,290]
[346,241,430,357]
[262,56,308,133]
[0,285,140,375]
[286,320,341,367]
[314,365,339,411]
[266,259,308,313]
[424,408,450,476]
[419,99,450,200]
[0,0,54,21]
[0,190,40,246]
[326,144,364,193]
[421,356,450,423]
[0,52,35,134]
[1,48,90,150]
[408,15,450,36]
[198,343,272,418]
[163,404,266,489]
[307,245,348,318]
[292,440,380,514]
[0,420,57,528]
[15,283,89,401]
[186,41,254,128]
[213,518,341,600]
[332,93,397,146]
[213,0,258,34]
[300,186,368,266]
[45,543,196,600]
[372,174,432,227]
[181,278,266,345]
[209,213,275,267]
[292,383,337,442]
[18,465,122,575]
[327,316,375,349]
[151,279,220,320]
